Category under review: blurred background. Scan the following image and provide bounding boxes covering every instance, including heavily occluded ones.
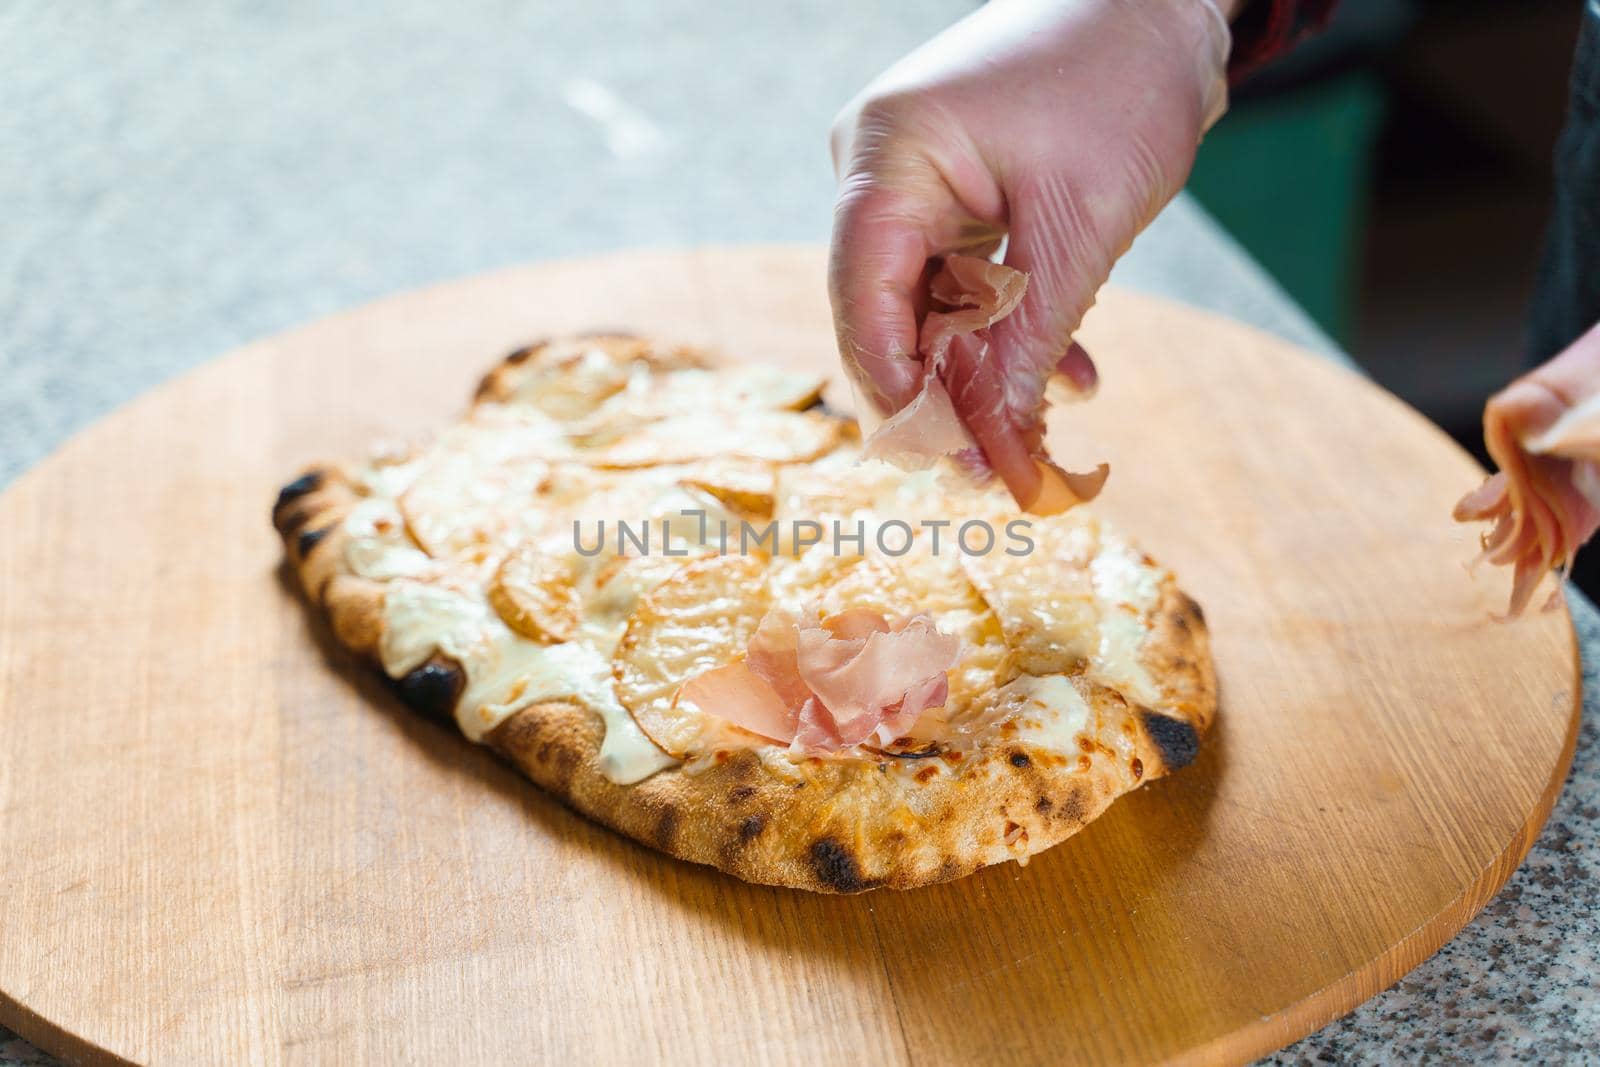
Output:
[1191,0,1580,454]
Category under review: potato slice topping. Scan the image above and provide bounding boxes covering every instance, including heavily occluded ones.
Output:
[614,554,769,757]
[961,514,1101,676]
[678,460,777,518]
[476,335,708,414]
[594,365,825,422]
[596,411,843,469]
[488,543,582,643]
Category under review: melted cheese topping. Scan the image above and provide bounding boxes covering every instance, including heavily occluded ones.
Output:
[380,581,674,783]
[344,498,434,580]
[1088,536,1165,708]
[996,673,1094,750]
[366,469,720,783]
[334,341,1180,788]
[346,406,751,783]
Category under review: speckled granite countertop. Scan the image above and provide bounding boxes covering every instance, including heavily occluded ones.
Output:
[2,3,1595,1062]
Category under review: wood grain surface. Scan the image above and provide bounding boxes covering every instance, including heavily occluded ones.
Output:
[0,245,1579,1066]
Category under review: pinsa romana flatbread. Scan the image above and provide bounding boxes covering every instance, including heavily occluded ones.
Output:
[274,333,1216,892]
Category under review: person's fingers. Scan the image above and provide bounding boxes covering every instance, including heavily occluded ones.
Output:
[828,179,934,415]
[1522,320,1600,414]
[957,409,1106,515]
[1490,380,1568,453]
[1056,341,1098,395]
[1507,325,1600,458]
[830,86,1008,419]
[966,401,1044,509]
[940,175,1109,506]
[827,92,939,416]
[986,173,1114,401]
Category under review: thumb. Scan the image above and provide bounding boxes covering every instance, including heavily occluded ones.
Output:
[1519,319,1600,455]
[828,176,934,418]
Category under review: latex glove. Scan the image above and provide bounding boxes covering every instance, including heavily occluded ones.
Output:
[1456,320,1600,616]
[829,0,1232,510]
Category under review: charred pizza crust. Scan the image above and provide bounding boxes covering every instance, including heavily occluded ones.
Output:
[274,335,1217,893]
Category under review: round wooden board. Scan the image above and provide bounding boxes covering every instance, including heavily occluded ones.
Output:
[0,246,1578,1066]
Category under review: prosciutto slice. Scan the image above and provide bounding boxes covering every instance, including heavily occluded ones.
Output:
[677,661,795,743]
[860,255,1108,515]
[678,606,961,754]
[1455,376,1600,617]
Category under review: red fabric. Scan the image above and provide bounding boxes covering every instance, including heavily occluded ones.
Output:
[1228,0,1339,83]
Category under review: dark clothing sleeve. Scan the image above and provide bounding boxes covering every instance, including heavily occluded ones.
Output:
[1530,2,1600,363]
[1228,0,1340,83]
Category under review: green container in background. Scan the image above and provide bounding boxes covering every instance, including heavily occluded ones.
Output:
[1185,72,1386,345]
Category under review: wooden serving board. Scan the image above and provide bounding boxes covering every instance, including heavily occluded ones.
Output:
[0,246,1578,1066]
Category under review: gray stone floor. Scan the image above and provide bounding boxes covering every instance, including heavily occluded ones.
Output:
[2,3,1594,1063]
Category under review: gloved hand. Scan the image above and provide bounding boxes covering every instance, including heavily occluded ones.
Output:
[829,0,1233,509]
[1456,321,1600,616]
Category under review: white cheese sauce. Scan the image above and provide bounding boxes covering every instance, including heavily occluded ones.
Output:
[343,498,435,580]
[997,673,1093,751]
[379,581,675,784]
[1088,538,1165,708]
